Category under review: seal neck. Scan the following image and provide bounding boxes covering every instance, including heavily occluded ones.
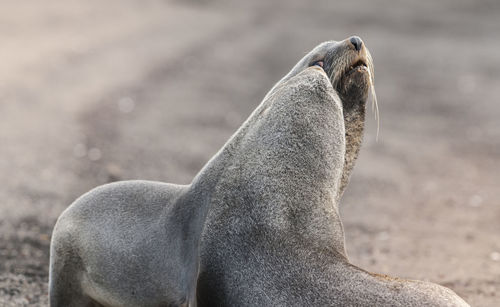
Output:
[194,69,348,255]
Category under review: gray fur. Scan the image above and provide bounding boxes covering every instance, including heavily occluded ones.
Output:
[49,38,469,306]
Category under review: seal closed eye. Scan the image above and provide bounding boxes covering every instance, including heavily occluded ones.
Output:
[311,60,324,68]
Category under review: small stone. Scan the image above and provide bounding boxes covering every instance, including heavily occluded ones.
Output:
[73,143,87,158]
[468,194,483,207]
[106,163,123,182]
[377,231,389,241]
[457,74,477,94]
[88,148,102,161]
[118,97,135,113]
[490,251,500,261]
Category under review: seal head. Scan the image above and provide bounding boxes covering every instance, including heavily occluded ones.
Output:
[289,37,376,197]
[322,37,377,196]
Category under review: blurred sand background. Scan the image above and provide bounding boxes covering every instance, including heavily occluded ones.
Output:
[1,0,499,305]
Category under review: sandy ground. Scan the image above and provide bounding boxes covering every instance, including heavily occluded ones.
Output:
[1,0,499,305]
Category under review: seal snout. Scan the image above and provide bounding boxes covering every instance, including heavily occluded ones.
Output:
[349,36,363,52]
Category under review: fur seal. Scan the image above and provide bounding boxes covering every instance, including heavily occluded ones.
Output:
[49,36,469,306]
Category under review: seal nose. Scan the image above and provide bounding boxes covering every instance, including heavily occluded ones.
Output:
[349,36,363,52]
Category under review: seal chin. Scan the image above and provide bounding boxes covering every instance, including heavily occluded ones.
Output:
[338,63,371,103]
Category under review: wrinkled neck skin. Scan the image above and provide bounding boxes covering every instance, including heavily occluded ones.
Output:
[339,98,366,197]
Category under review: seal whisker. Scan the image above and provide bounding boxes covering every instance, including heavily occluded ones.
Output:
[371,84,379,141]
[366,49,380,141]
